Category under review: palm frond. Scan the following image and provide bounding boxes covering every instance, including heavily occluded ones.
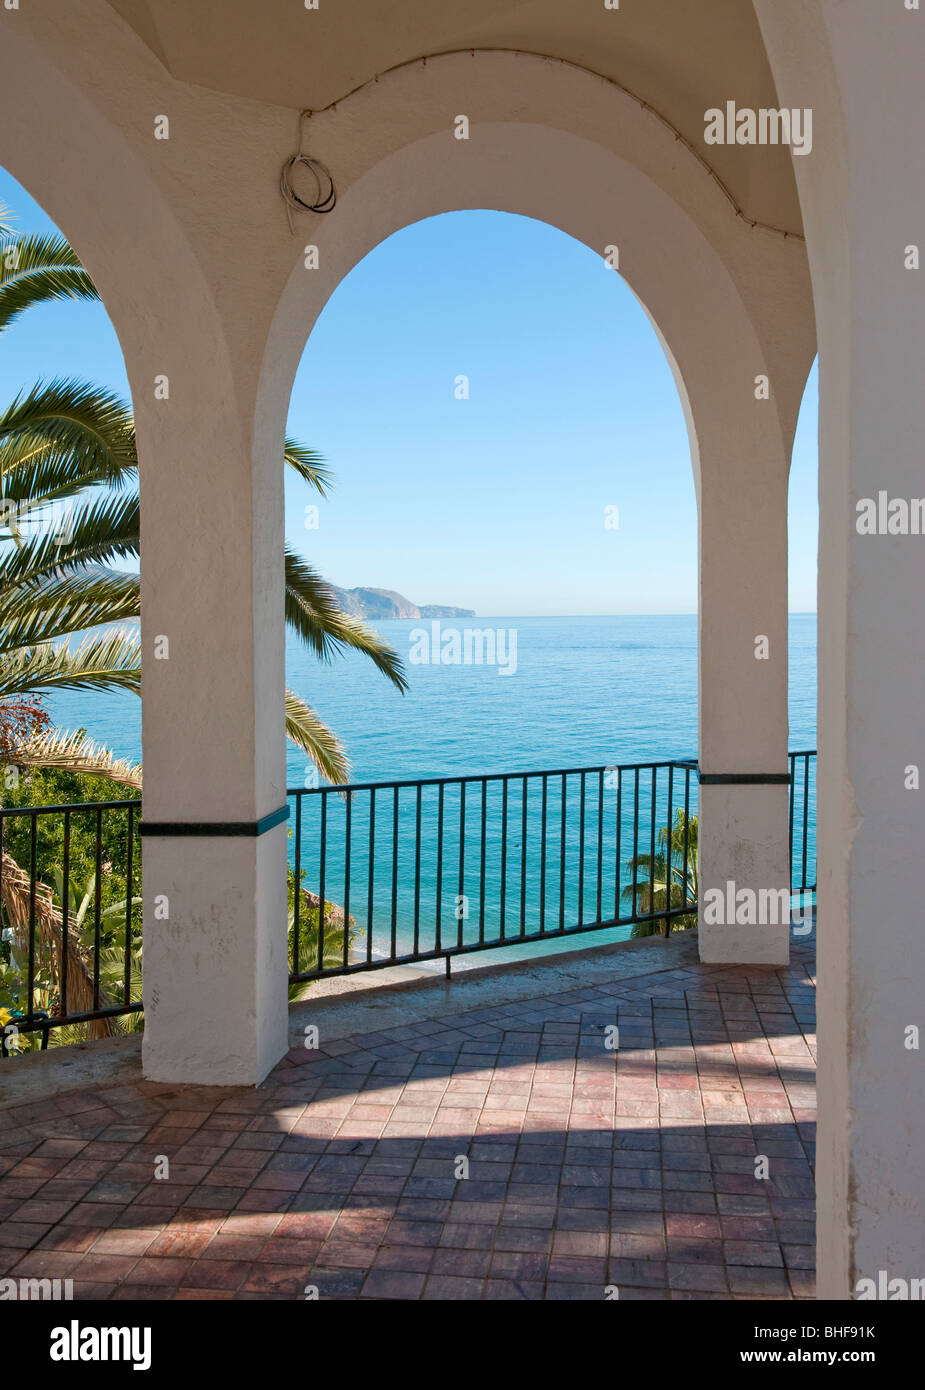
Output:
[285,687,350,786]
[0,380,136,488]
[284,548,407,692]
[284,438,331,496]
[12,727,142,789]
[0,629,141,698]
[0,490,138,587]
[0,569,139,647]
[0,234,98,332]
[0,439,135,511]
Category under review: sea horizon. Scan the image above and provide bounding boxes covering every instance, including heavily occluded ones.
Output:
[42,613,817,783]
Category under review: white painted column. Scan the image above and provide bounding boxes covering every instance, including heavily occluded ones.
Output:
[136,331,289,1087]
[756,0,925,1298]
[0,0,294,1089]
[695,368,793,966]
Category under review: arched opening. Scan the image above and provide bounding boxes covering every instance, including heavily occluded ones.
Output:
[787,358,820,921]
[0,166,143,1046]
[788,357,820,745]
[0,169,139,745]
[282,209,698,974]
[285,209,698,777]
[253,81,808,982]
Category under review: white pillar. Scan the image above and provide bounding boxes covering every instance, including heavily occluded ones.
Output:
[694,363,794,966]
[136,334,289,1087]
[756,0,925,1298]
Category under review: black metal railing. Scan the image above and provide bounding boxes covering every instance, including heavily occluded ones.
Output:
[0,750,817,1047]
[789,749,817,898]
[289,750,818,981]
[0,798,142,1053]
[288,758,702,982]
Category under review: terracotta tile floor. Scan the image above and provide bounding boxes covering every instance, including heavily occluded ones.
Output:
[0,944,815,1300]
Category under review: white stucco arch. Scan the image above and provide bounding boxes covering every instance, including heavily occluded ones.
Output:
[259,51,815,464]
[260,75,814,966]
[0,13,815,1076]
[0,19,235,410]
[0,15,289,820]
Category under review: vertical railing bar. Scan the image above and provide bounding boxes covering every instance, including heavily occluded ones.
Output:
[498,779,507,942]
[682,768,691,910]
[478,783,486,945]
[539,775,548,934]
[343,792,352,971]
[559,772,567,932]
[801,753,810,898]
[318,791,327,972]
[788,752,796,893]
[123,804,134,1005]
[479,778,488,945]
[596,769,604,923]
[578,771,586,926]
[436,783,444,955]
[614,769,622,921]
[92,807,103,1012]
[649,767,657,931]
[61,810,70,1019]
[520,776,528,939]
[27,813,37,1023]
[665,766,674,935]
[293,794,302,977]
[87,806,102,1011]
[458,781,466,950]
[632,768,640,921]
[366,787,375,964]
[390,786,399,963]
[811,752,817,890]
[413,784,421,958]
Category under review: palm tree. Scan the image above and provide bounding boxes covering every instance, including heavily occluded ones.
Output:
[622,808,698,937]
[287,857,359,1001]
[0,203,406,785]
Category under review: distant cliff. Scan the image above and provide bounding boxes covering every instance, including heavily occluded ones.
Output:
[327,585,475,620]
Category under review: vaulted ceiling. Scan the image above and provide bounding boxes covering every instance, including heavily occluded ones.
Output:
[106,0,802,236]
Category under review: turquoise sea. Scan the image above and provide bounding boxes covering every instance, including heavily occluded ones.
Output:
[45,613,817,780]
[44,614,817,968]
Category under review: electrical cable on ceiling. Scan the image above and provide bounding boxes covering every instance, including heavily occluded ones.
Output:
[283,49,804,243]
[280,109,336,233]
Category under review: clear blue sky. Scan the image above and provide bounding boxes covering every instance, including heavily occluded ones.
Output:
[0,170,818,615]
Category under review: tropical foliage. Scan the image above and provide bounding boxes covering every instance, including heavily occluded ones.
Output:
[287,856,361,1001]
[622,809,699,937]
[0,199,406,785]
[0,757,141,1051]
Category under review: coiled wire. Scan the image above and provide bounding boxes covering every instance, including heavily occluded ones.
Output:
[280,110,336,232]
